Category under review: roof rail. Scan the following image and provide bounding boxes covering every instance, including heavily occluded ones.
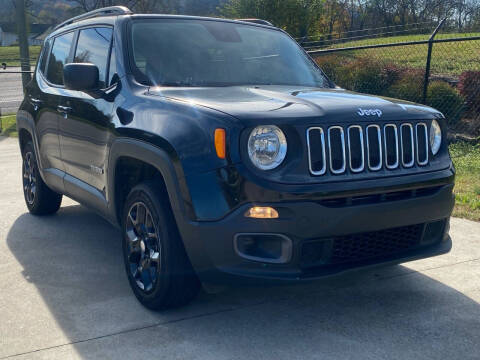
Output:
[53,6,133,31]
[236,18,274,26]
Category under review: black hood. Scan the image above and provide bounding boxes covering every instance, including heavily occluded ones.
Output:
[148,85,442,124]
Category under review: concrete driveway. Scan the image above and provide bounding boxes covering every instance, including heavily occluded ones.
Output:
[0,136,479,359]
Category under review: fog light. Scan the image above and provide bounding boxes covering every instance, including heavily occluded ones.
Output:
[245,206,279,219]
[234,233,292,263]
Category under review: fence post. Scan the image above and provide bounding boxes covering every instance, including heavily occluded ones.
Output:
[422,18,446,104]
[15,0,31,91]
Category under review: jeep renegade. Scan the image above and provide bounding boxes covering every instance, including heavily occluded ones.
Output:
[17,6,455,310]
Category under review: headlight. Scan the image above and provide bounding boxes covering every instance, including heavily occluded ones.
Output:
[430,120,442,155]
[248,125,287,170]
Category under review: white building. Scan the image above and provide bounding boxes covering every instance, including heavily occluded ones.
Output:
[0,23,52,46]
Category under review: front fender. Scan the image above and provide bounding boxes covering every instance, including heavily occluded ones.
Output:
[107,137,196,227]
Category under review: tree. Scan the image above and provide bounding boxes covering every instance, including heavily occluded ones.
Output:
[220,0,325,37]
[69,0,176,13]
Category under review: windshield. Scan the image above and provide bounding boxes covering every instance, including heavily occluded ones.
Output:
[130,19,330,88]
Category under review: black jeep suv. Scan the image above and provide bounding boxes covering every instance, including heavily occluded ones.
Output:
[17,6,455,310]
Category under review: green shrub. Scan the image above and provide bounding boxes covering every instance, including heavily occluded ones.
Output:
[458,71,480,116]
[381,63,405,89]
[315,56,407,97]
[337,57,389,95]
[314,54,349,84]
[427,81,465,126]
[386,69,424,103]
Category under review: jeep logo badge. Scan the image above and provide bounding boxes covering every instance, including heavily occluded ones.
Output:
[357,108,383,117]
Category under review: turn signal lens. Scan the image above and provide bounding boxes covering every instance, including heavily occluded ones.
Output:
[214,128,226,159]
[245,207,279,219]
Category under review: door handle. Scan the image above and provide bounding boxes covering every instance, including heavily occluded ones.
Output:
[57,105,72,114]
[30,98,43,110]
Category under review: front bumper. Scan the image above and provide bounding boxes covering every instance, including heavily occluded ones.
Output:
[179,174,455,284]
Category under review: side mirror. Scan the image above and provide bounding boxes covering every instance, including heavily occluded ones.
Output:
[63,63,99,91]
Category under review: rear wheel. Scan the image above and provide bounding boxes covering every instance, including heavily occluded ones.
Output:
[22,142,62,215]
[122,181,200,310]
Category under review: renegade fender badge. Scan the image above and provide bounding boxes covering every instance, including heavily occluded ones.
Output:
[357,108,383,117]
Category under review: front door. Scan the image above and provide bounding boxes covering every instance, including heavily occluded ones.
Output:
[59,27,115,198]
[32,31,75,191]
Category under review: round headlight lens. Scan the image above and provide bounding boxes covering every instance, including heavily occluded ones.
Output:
[248,126,287,170]
[430,120,442,155]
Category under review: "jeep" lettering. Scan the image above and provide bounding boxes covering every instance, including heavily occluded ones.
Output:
[357,108,383,117]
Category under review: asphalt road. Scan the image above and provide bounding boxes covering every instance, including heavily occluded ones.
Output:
[0,68,24,115]
[0,136,479,359]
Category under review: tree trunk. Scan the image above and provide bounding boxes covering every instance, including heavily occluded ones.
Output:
[15,0,31,91]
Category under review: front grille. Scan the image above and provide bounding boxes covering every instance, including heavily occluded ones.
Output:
[301,223,426,268]
[416,123,429,165]
[384,124,399,169]
[307,122,430,176]
[366,125,382,170]
[400,124,414,167]
[328,126,346,174]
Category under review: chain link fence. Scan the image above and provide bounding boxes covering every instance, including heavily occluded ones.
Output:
[1,24,479,143]
[307,33,480,143]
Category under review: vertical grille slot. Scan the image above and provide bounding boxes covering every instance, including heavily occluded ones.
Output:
[383,124,399,169]
[400,123,414,168]
[348,125,364,173]
[416,123,429,166]
[366,125,382,171]
[328,126,346,174]
[307,127,326,175]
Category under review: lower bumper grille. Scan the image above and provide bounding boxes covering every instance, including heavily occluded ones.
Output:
[301,223,431,268]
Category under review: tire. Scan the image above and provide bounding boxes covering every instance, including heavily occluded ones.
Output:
[22,141,62,215]
[122,181,200,310]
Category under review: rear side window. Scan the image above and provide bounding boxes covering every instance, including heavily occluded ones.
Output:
[74,27,113,89]
[38,39,52,74]
[46,32,74,85]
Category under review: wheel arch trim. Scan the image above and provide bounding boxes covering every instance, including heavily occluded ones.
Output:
[107,137,196,227]
[16,110,46,179]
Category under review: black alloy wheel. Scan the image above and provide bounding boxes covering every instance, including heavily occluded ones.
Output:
[21,141,62,215]
[22,151,37,205]
[125,202,161,292]
[122,181,200,310]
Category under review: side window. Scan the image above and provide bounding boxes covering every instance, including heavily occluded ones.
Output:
[38,39,52,74]
[74,27,113,89]
[108,42,117,86]
[46,32,74,85]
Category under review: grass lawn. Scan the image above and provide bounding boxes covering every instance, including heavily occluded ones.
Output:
[324,32,480,48]
[450,142,480,221]
[0,46,41,67]
[1,115,479,221]
[0,115,17,137]
[311,32,480,76]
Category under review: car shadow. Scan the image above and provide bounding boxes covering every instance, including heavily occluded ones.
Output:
[5,204,480,359]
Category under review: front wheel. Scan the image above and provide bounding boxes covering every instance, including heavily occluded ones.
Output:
[122,181,200,310]
[22,141,62,215]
